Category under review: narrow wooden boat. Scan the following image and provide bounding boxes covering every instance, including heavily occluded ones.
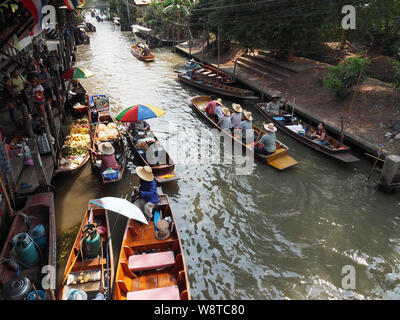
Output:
[91,111,127,184]
[130,44,155,62]
[255,102,360,163]
[178,73,259,101]
[58,201,114,300]
[191,96,298,170]
[56,119,92,175]
[185,61,235,84]
[113,194,190,300]
[126,129,178,184]
[88,94,111,124]
[0,192,56,300]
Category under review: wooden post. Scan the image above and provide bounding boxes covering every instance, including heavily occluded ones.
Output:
[44,102,60,153]
[54,79,65,119]
[27,138,48,187]
[0,166,14,217]
[22,104,34,138]
[217,27,220,83]
[233,58,238,82]
[57,44,66,92]
[39,105,57,167]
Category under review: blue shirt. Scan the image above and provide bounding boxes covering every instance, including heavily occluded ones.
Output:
[139,179,159,204]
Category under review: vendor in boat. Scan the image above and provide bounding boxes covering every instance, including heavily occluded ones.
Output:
[254,122,277,155]
[127,120,150,133]
[133,166,159,222]
[90,142,121,172]
[309,122,328,146]
[66,80,87,114]
[230,103,243,130]
[204,96,222,118]
[188,58,201,70]
[142,46,151,57]
[239,111,254,143]
[262,94,284,116]
[218,107,232,131]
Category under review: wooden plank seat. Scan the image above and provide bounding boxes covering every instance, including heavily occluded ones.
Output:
[127,285,180,300]
[128,251,175,272]
[208,73,217,77]
[202,70,212,75]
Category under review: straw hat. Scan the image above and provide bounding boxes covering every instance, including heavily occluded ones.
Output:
[98,142,115,155]
[222,107,230,116]
[190,58,196,62]
[155,219,171,240]
[243,111,253,121]
[136,165,154,182]
[232,103,243,113]
[272,94,280,99]
[264,123,277,132]
[215,98,222,105]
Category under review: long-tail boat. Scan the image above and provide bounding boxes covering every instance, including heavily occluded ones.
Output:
[0,192,56,300]
[113,194,190,300]
[130,43,155,62]
[185,61,235,84]
[126,128,178,184]
[58,201,114,300]
[191,96,298,170]
[255,102,360,163]
[91,111,127,183]
[178,73,259,101]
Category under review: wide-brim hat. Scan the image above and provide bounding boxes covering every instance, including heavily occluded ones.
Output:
[222,107,230,116]
[136,165,154,182]
[272,94,280,99]
[156,219,171,240]
[232,103,243,113]
[98,142,115,155]
[264,123,277,132]
[243,111,253,121]
[190,58,196,62]
[215,98,222,105]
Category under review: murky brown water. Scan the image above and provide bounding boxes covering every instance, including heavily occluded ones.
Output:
[54,20,400,300]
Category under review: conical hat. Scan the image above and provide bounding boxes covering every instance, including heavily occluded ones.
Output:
[136,165,154,182]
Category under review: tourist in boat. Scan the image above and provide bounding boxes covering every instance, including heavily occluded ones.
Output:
[218,107,232,131]
[262,95,284,115]
[142,46,151,57]
[231,103,243,130]
[90,142,121,172]
[254,122,277,155]
[214,100,225,123]
[204,96,221,118]
[240,111,254,142]
[310,122,328,146]
[188,58,201,70]
[134,166,159,221]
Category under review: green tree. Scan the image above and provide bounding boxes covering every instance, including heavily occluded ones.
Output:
[324,56,371,98]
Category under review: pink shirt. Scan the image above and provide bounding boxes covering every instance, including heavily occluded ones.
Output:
[205,101,217,114]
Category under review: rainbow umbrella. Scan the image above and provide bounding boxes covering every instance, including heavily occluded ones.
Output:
[61,67,94,79]
[116,104,166,122]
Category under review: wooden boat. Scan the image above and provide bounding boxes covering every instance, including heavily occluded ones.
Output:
[255,102,360,163]
[88,94,112,124]
[56,119,92,175]
[126,129,178,184]
[0,192,56,300]
[130,44,155,62]
[113,194,190,300]
[178,73,259,101]
[91,111,127,183]
[191,96,298,170]
[58,201,114,300]
[185,61,235,84]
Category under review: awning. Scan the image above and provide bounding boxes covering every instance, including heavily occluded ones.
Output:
[131,24,152,33]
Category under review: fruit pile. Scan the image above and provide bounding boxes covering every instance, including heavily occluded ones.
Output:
[60,119,91,160]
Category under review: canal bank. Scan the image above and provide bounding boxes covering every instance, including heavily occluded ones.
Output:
[174,42,398,164]
[50,21,400,300]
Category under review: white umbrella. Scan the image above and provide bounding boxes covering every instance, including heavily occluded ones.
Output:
[90,197,148,224]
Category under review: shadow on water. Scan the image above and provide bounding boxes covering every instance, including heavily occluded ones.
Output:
[53,20,400,300]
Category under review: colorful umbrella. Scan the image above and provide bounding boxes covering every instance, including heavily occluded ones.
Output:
[61,67,94,79]
[116,104,166,122]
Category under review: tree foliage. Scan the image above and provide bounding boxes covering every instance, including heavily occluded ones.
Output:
[324,56,371,98]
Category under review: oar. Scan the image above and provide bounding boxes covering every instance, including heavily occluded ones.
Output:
[99,239,105,295]
[367,144,385,180]
[32,283,42,300]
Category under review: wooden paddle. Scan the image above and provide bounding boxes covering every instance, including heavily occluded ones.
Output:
[367,144,385,180]
[99,239,105,295]
[32,283,42,300]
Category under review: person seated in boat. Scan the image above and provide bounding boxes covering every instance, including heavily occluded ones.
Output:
[127,120,150,133]
[90,142,121,172]
[185,68,195,78]
[230,103,243,131]
[214,101,225,123]
[188,58,201,70]
[218,107,232,132]
[254,122,277,155]
[309,122,328,146]
[262,94,284,116]
[239,111,254,143]
[67,80,87,113]
[142,46,151,57]
[204,96,221,118]
[134,166,159,221]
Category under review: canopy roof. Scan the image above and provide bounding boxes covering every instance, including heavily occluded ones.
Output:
[133,0,152,6]
[131,24,152,33]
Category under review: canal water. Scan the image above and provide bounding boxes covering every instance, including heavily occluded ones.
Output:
[54,21,400,300]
